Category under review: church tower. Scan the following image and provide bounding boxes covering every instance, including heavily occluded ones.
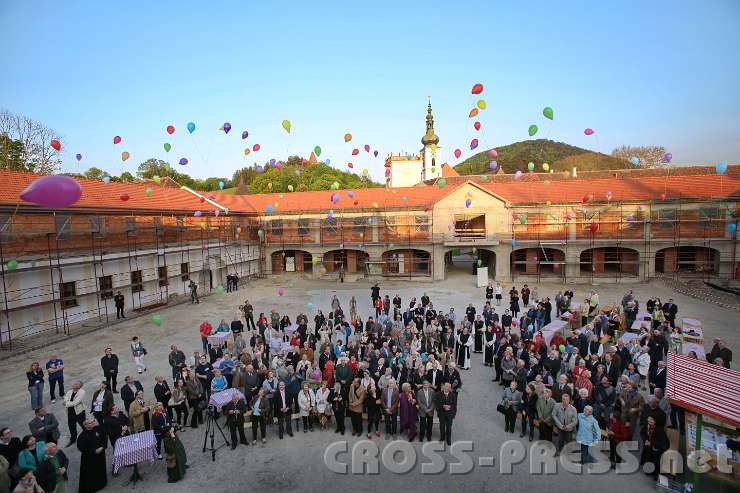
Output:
[420,100,442,181]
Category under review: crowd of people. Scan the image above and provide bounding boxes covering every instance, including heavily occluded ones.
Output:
[1,281,734,492]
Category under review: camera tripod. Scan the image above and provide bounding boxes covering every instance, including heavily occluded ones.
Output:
[202,407,230,461]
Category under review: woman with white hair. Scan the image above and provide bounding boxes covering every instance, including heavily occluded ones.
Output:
[576,405,601,465]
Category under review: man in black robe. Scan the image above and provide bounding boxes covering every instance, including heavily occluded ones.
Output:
[77,418,107,493]
[103,404,129,446]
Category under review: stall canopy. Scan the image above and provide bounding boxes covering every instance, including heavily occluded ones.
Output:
[666,353,740,427]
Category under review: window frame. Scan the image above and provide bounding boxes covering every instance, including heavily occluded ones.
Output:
[130,270,144,293]
[99,275,113,300]
[59,281,78,309]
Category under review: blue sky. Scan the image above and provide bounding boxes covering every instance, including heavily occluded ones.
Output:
[1,0,739,181]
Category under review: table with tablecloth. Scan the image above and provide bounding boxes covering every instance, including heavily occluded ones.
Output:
[630,319,651,332]
[207,331,231,347]
[541,320,568,345]
[637,311,652,321]
[208,388,246,411]
[112,430,157,474]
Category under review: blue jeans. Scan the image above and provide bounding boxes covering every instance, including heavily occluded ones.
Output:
[29,383,43,409]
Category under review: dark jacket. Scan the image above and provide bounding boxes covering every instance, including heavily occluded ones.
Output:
[120,381,144,411]
[435,390,457,419]
[101,354,119,375]
[36,449,69,493]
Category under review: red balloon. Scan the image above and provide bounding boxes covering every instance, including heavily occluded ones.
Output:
[589,222,599,233]
[471,83,483,95]
[473,121,481,131]
[50,139,61,151]
[253,144,260,151]
[120,193,129,202]
[199,197,205,203]
[347,162,354,168]
[353,200,359,206]
[660,193,667,201]
[166,125,175,135]
[113,136,122,144]
[454,149,462,159]
[352,149,359,155]
[582,194,590,204]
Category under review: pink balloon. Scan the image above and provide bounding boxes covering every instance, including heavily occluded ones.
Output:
[584,128,594,135]
[21,175,82,209]
[454,148,461,159]
[364,144,370,153]
[487,149,498,158]
[277,288,285,296]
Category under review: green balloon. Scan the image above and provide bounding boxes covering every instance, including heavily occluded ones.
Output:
[145,187,153,197]
[216,285,225,294]
[519,215,527,224]
[314,146,321,157]
[163,143,171,152]
[528,124,538,136]
[480,175,488,182]
[438,178,447,189]
[7,259,18,271]
[527,162,535,171]
[151,314,162,326]
[543,107,553,120]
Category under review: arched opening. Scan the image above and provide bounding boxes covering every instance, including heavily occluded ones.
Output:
[382,249,431,276]
[510,248,564,277]
[323,249,369,274]
[655,246,719,275]
[271,250,313,274]
[579,247,639,276]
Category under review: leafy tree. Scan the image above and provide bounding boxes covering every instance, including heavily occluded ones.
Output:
[83,167,105,180]
[119,171,135,182]
[246,159,380,194]
[0,109,62,174]
[611,145,668,168]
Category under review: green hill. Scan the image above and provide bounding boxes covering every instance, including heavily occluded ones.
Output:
[231,157,383,195]
[453,139,629,175]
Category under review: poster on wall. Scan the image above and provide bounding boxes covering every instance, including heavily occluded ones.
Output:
[476,267,488,287]
[285,256,295,272]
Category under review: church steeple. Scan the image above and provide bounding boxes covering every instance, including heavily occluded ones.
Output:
[421,99,439,146]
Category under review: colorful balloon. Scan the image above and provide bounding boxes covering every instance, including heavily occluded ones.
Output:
[313,145,321,157]
[664,152,672,163]
[527,162,535,171]
[438,178,447,189]
[373,150,378,157]
[223,122,231,134]
[469,108,479,118]
[113,136,122,144]
[194,211,202,217]
[454,149,462,159]
[511,239,517,247]
[266,204,273,214]
[584,128,594,135]
[253,144,260,152]
[476,99,486,110]
[151,314,162,326]
[364,144,370,153]
[344,133,352,142]
[465,199,472,208]
[480,175,489,182]
[163,143,171,152]
[362,168,369,176]
[542,163,550,172]
[470,139,478,150]
[121,151,130,161]
[179,157,188,165]
[119,193,129,202]
[152,176,161,184]
[244,148,251,156]
[716,162,728,175]
[351,149,359,156]
[728,223,737,233]
[282,119,291,133]
[543,107,554,120]
[241,130,249,139]
[489,161,497,170]
[166,125,175,135]
[528,125,538,136]
[473,121,481,131]
[145,187,153,197]
[187,122,196,133]
[20,175,82,209]
[514,170,523,179]
[75,153,82,161]
[219,180,225,190]
[629,156,640,166]
[102,176,110,184]
[6,259,18,271]
[487,149,498,158]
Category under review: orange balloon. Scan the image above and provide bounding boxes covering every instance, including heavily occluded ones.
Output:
[344,133,352,142]
[121,151,130,161]
[244,148,251,156]
[469,108,479,118]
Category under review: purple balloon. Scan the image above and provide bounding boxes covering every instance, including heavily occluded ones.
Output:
[489,161,498,170]
[465,198,472,208]
[223,122,231,134]
[664,152,672,163]
[241,130,249,139]
[21,175,82,209]
[194,211,202,217]
[470,138,478,150]
[347,191,354,198]
[179,157,188,165]
[269,159,276,166]
[256,166,264,174]
[373,150,378,157]
[75,153,82,161]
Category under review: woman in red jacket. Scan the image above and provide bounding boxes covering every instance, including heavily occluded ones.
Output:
[608,402,630,467]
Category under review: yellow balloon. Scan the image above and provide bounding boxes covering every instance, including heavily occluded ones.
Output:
[282,119,291,133]
[268,182,273,189]
[288,184,294,192]
[477,99,487,110]
[121,151,130,161]
[543,163,550,172]
[372,202,378,208]
[362,168,369,176]
[546,200,551,207]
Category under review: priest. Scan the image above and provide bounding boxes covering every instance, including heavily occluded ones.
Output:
[455,326,473,370]
[76,418,107,493]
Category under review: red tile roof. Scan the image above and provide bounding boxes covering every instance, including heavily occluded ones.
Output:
[0,170,226,213]
[441,163,460,178]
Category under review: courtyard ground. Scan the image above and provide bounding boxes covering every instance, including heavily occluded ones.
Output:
[0,268,735,493]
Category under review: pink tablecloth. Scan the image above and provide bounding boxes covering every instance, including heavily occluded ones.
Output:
[112,430,156,474]
[208,388,246,410]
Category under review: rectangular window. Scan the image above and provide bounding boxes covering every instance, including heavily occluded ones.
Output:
[324,216,338,232]
[158,266,168,287]
[181,262,190,281]
[126,217,136,235]
[298,219,310,235]
[130,270,143,293]
[89,216,105,235]
[353,216,365,234]
[654,208,677,229]
[59,281,78,309]
[55,215,71,240]
[271,219,283,235]
[415,215,429,232]
[99,275,113,300]
[698,207,719,229]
